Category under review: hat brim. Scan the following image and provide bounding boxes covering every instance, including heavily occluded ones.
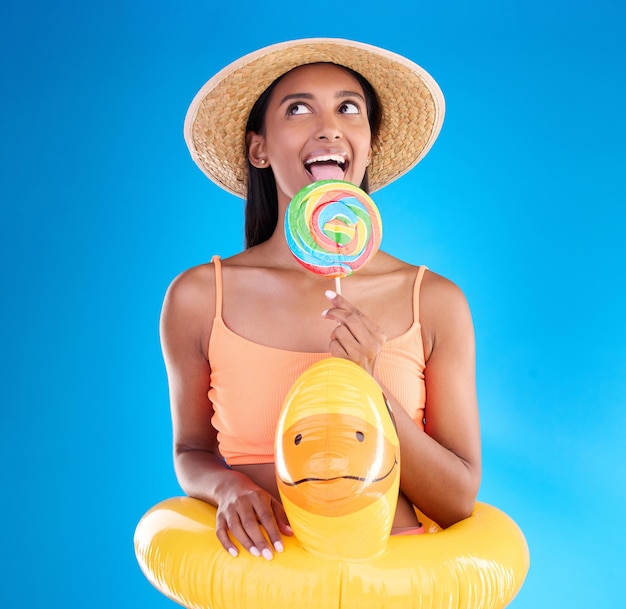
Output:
[184,38,445,198]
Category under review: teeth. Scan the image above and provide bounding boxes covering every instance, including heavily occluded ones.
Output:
[305,154,347,169]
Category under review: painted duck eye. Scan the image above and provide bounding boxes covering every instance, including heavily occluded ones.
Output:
[356,431,365,442]
[294,433,303,445]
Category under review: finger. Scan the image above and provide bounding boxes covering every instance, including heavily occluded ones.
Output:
[324,289,354,314]
[329,337,349,360]
[323,290,381,327]
[237,504,277,560]
[215,513,247,557]
[330,315,384,359]
[330,319,386,377]
[272,501,294,537]
[329,323,351,351]
[322,302,362,332]
[251,499,286,556]
[326,306,380,336]
[329,325,362,364]
[323,292,382,337]
[324,288,342,304]
[218,506,268,559]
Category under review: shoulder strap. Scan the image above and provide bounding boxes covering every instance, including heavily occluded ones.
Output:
[211,255,223,319]
[413,265,428,323]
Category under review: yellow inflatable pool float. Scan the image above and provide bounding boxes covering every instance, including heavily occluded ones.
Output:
[135,358,529,609]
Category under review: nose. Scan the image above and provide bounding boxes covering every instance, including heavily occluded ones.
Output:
[314,111,342,141]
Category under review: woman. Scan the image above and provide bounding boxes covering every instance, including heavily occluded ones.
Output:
[161,39,481,561]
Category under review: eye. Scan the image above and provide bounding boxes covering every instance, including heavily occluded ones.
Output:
[287,103,311,116]
[294,433,303,445]
[338,101,360,114]
[356,431,365,442]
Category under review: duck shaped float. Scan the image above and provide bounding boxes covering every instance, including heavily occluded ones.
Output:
[134,357,529,609]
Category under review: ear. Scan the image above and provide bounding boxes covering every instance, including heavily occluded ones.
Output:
[246,131,269,168]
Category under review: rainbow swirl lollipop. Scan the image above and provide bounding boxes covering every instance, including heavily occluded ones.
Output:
[285,180,383,284]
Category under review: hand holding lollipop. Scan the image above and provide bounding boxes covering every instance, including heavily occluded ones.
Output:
[284,180,383,294]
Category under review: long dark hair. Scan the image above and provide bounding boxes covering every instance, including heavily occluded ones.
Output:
[244,64,382,248]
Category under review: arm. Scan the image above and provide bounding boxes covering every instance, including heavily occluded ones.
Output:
[322,272,481,528]
[388,272,481,526]
[160,266,291,558]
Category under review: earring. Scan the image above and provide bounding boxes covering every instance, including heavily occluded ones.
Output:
[260,159,266,165]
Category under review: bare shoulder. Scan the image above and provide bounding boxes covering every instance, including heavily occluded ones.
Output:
[163,263,216,315]
[419,269,474,360]
[160,262,218,356]
[421,269,470,308]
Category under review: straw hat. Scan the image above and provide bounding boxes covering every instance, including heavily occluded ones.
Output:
[184,38,445,197]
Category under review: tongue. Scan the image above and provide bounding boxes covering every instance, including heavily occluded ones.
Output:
[309,162,345,181]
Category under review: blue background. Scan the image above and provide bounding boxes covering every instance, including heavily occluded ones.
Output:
[1,1,624,607]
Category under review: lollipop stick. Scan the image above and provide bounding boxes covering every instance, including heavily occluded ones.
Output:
[335,276,342,295]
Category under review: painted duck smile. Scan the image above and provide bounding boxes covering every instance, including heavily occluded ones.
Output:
[282,459,398,486]
[276,412,399,516]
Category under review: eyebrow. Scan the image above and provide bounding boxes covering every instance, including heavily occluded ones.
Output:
[278,90,366,106]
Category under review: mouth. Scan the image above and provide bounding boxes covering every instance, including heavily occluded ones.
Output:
[304,154,348,182]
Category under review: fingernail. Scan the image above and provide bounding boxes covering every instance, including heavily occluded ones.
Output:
[228,547,238,557]
[274,541,284,553]
[321,309,329,317]
[250,546,261,557]
[262,548,273,560]
[325,290,337,299]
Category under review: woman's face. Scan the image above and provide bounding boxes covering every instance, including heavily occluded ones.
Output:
[248,63,373,207]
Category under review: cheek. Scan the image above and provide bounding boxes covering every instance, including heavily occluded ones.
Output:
[265,133,301,171]
[357,129,373,155]
[347,125,372,159]
[265,138,309,199]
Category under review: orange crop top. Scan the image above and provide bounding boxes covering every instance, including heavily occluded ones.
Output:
[208,256,427,465]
